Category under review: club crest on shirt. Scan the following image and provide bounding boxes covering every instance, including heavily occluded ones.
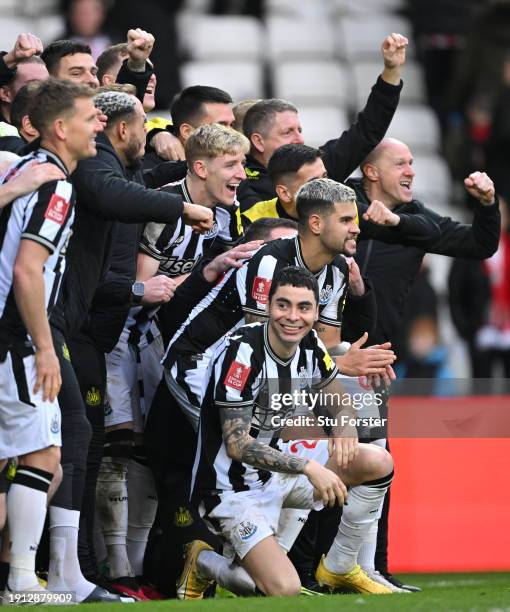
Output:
[252,276,272,305]
[224,361,251,391]
[44,194,70,225]
[238,520,258,541]
[319,284,333,305]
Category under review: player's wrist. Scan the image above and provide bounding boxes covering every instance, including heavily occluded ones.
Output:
[3,51,16,68]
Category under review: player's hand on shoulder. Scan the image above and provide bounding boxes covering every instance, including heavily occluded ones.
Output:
[464,171,496,206]
[203,240,264,282]
[12,162,66,198]
[381,32,408,69]
[346,257,365,296]
[151,132,185,161]
[182,202,214,233]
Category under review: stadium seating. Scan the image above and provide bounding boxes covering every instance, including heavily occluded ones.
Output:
[338,14,415,60]
[181,60,264,100]
[411,154,452,202]
[266,17,336,61]
[297,106,350,148]
[0,16,36,49]
[272,60,350,107]
[178,15,263,62]
[35,14,65,44]
[386,105,441,154]
[351,59,427,108]
[332,0,406,16]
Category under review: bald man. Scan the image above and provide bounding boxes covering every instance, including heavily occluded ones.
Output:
[342,137,500,590]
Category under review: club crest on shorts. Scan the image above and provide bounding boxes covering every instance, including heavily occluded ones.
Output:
[50,413,60,434]
[85,387,101,407]
[174,506,194,527]
[238,520,258,541]
[319,284,333,305]
[103,398,112,416]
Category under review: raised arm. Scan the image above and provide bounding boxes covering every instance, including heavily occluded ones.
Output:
[320,33,407,182]
[425,171,500,258]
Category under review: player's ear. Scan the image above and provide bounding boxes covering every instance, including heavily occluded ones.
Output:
[179,122,194,142]
[250,132,264,155]
[275,182,290,203]
[362,162,378,182]
[0,86,12,104]
[193,159,207,180]
[307,213,322,236]
[314,306,319,322]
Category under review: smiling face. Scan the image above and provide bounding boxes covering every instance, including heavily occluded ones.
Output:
[364,140,415,207]
[63,95,103,160]
[260,111,305,166]
[143,73,157,112]
[268,284,318,352]
[320,201,360,257]
[197,150,247,206]
[57,53,99,89]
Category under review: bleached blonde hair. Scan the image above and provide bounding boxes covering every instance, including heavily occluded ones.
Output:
[185,123,250,168]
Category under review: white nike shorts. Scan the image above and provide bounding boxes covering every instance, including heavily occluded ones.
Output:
[0,349,61,458]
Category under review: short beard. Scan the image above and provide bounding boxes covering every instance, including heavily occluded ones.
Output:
[125,138,143,169]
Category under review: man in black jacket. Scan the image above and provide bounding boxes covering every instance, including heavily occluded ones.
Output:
[238,33,407,213]
[345,137,500,591]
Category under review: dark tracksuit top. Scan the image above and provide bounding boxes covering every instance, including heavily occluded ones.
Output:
[348,178,501,345]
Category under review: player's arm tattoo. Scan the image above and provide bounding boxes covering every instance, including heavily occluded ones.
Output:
[244,312,267,324]
[220,404,308,474]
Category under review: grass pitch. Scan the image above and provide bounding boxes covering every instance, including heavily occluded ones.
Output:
[44,572,510,611]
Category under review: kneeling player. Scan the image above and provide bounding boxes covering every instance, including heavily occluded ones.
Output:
[178,267,394,598]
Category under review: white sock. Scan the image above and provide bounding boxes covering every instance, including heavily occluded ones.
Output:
[356,518,379,572]
[276,508,311,553]
[127,459,158,576]
[96,457,133,579]
[7,466,52,591]
[324,473,393,575]
[357,439,387,572]
[197,550,255,596]
[47,507,96,602]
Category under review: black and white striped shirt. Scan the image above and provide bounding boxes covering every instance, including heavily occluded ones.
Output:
[139,178,241,277]
[125,178,242,344]
[0,150,75,348]
[191,322,338,500]
[164,235,349,368]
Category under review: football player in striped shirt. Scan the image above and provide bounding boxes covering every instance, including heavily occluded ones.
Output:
[97,124,249,588]
[163,178,398,430]
[0,78,102,600]
[177,266,394,598]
